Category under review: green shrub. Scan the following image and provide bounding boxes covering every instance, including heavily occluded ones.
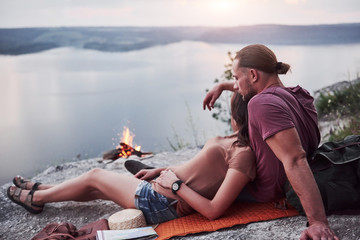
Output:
[316,82,360,119]
[328,117,360,142]
[316,80,360,141]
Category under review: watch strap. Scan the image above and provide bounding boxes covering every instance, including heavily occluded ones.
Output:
[171,180,183,195]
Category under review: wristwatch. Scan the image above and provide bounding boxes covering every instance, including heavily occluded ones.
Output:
[171,180,183,195]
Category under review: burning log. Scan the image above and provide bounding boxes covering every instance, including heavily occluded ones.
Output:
[102,127,152,163]
[102,149,121,161]
[102,142,153,162]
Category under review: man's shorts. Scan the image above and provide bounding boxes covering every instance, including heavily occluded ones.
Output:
[134,180,179,224]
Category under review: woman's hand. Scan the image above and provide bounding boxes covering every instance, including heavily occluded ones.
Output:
[155,169,179,189]
[135,169,161,181]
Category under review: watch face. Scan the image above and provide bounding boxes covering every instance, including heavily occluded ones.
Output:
[172,183,179,191]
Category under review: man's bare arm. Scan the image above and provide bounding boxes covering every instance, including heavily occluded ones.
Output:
[203,82,234,110]
[266,127,338,240]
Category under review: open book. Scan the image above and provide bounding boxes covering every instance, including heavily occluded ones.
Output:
[96,226,158,240]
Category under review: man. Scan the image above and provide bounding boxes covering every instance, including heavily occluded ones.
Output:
[203,44,338,240]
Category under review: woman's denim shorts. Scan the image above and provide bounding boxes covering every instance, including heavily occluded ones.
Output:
[134,180,179,224]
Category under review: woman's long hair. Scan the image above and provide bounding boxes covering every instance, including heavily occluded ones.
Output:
[231,92,249,147]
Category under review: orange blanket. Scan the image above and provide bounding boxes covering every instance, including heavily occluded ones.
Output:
[155,201,299,240]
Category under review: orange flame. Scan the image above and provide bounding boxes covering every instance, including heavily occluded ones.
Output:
[117,127,141,158]
[121,127,133,146]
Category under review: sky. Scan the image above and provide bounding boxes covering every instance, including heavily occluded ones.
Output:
[0,0,359,28]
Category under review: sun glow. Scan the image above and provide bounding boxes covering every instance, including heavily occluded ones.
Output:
[210,0,237,13]
[284,0,307,5]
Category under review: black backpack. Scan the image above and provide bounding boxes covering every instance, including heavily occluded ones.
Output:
[286,135,360,214]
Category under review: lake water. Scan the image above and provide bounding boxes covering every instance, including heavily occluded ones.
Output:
[1,41,360,185]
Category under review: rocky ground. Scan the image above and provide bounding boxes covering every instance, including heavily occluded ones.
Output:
[1,148,359,240]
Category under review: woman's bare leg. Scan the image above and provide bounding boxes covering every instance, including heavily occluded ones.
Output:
[15,179,100,197]
[13,182,104,201]
[31,184,54,190]
[17,182,101,201]
[13,176,55,190]
[21,168,142,209]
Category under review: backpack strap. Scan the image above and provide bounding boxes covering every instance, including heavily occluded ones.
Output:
[312,135,360,165]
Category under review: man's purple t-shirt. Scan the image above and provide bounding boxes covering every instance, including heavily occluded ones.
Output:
[247,85,320,202]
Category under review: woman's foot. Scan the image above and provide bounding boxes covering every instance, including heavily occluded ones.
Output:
[13,175,42,190]
[7,186,44,214]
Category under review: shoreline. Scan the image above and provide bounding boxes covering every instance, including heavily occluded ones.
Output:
[1,77,358,186]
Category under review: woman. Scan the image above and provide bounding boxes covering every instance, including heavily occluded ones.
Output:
[7,93,256,225]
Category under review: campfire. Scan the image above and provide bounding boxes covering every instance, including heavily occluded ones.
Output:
[102,127,152,161]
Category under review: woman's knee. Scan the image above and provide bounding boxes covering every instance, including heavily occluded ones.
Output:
[84,168,107,183]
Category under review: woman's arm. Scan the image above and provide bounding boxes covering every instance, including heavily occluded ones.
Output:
[135,168,166,181]
[156,168,250,220]
[135,161,188,181]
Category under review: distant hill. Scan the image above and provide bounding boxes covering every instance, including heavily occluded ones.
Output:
[1,23,360,55]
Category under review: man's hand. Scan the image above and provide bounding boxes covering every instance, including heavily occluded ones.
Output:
[266,128,338,240]
[134,168,161,181]
[203,82,235,110]
[300,222,339,240]
[203,86,222,110]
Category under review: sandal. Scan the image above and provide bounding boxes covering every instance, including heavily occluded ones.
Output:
[13,175,41,191]
[7,186,44,214]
